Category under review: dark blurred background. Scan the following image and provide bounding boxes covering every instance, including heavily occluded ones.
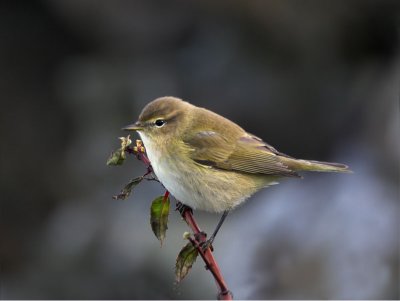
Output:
[0,0,399,299]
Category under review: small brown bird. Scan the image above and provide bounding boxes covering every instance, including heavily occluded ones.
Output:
[123,97,350,245]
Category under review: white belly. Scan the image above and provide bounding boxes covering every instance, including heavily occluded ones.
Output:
[138,132,237,212]
[138,133,204,209]
[138,132,274,212]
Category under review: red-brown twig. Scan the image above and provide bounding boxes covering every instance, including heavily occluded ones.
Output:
[181,207,233,300]
[126,144,233,300]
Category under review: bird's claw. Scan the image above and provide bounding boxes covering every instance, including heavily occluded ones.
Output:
[194,232,214,252]
[200,239,214,252]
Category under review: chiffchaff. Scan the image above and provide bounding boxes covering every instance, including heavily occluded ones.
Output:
[123,97,350,245]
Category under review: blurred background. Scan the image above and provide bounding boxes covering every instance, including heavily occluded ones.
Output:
[0,0,399,299]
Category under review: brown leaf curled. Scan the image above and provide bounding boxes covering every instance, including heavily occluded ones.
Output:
[106,135,132,166]
[112,177,143,200]
[107,149,126,166]
[175,241,199,282]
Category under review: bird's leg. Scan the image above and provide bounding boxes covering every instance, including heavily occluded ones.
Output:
[176,202,229,252]
[175,201,192,215]
[177,202,210,249]
[201,210,230,252]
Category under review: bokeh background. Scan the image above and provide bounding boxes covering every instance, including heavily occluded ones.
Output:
[1,0,399,299]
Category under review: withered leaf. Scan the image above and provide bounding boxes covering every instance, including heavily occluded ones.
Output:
[175,241,199,282]
[112,177,143,200]
[106,135,132,166]
[150,195,170,245]
[107,149,126,166]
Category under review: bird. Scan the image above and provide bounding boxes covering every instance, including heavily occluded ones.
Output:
[123,96,350,247]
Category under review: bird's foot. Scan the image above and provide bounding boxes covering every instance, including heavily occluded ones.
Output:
[194,232,214,252]
[200,239,214,252]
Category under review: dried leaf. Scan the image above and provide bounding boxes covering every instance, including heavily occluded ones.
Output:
[119,135,132,150]
[106,135,132,166]
[175,242,199,282]
[107,149,126,166]
[150,195,170,245]
[112,177,143,200]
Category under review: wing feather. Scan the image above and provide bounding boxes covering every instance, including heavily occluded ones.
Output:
[184,131,299,177]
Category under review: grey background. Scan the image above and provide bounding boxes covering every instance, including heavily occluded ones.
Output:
[0,0,399,299]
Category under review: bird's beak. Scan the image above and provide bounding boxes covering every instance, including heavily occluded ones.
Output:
[122,121,143,131]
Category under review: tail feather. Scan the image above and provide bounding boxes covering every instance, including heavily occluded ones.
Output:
[280,157,351,173]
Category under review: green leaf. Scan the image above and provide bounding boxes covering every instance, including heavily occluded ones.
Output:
[107,148,126,166]
[150,195,170,245]
[175,241,199,282]
[112,177,143,200]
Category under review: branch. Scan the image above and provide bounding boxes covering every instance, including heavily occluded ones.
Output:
[126,141,152,172]
[126,142,233,300]
[180,206,233,300]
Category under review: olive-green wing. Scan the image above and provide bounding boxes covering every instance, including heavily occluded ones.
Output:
[183,130,234,165]
[184,131,299,177]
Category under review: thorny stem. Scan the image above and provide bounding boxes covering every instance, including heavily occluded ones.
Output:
[181,206,233,300]
[125,144,233,300]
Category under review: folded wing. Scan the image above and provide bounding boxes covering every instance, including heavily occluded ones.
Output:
[184,131,299,178]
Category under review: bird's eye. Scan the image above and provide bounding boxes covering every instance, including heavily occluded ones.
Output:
[154,119,165,127]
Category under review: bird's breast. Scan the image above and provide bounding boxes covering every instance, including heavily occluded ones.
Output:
[138,133,201,208]
[138,132,274,212]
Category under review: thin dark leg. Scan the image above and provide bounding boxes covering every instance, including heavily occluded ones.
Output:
[202,210,230,251]
[209,210,230,243]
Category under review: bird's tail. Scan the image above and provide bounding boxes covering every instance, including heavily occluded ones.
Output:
[280,157,351,173]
